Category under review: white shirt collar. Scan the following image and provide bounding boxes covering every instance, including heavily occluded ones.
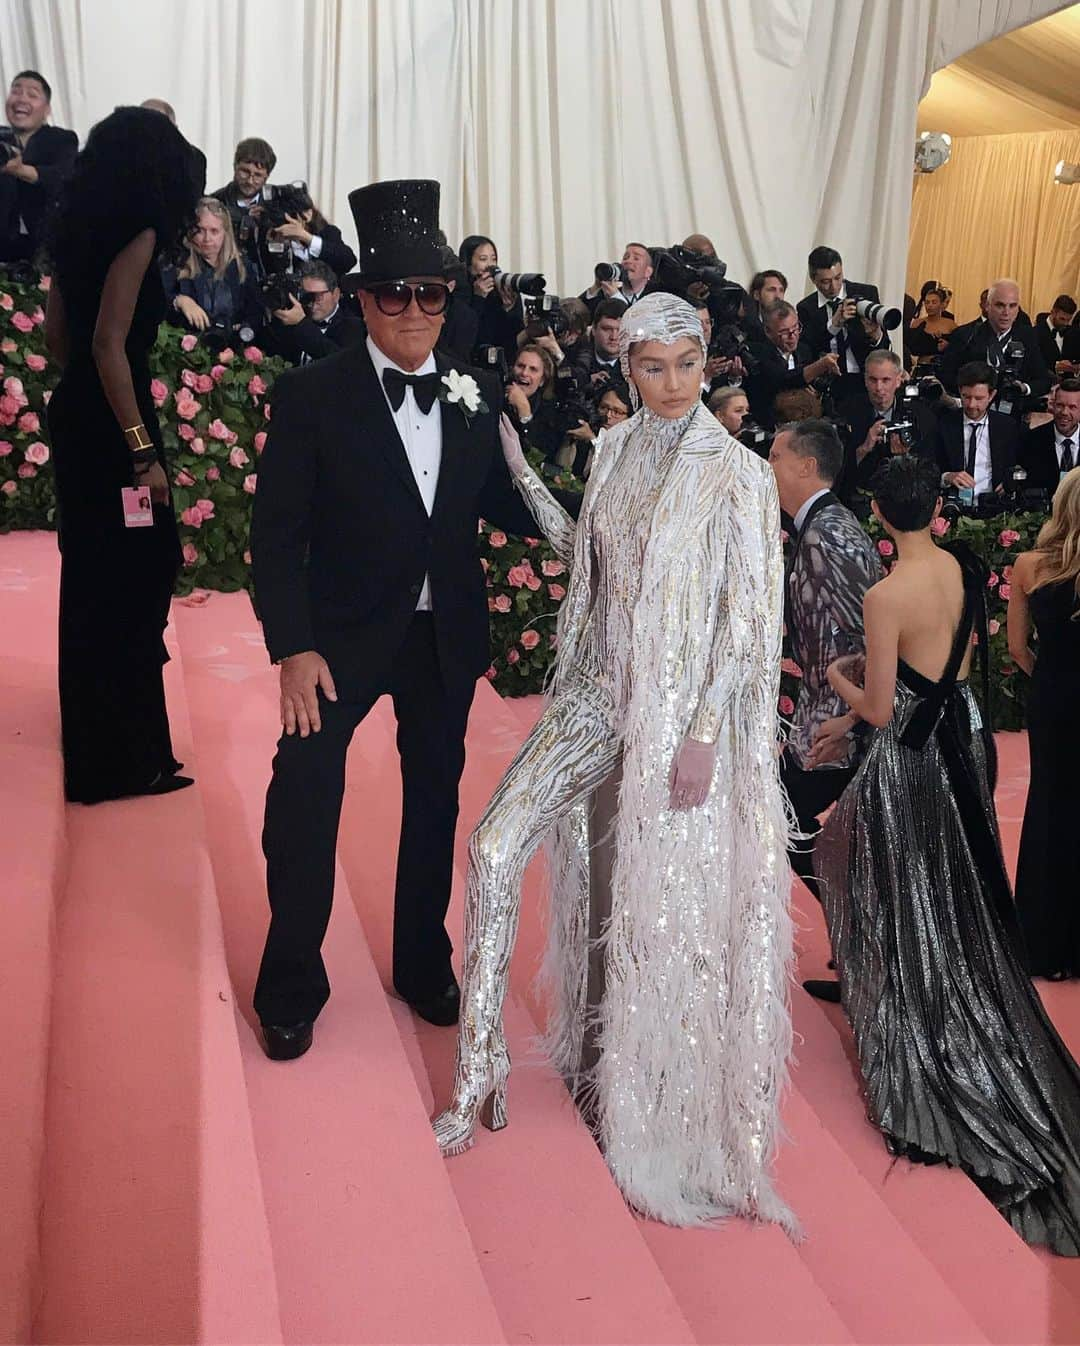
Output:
[794,487,831,533]
[366,335,437,380]
[817,284,846,308]
[1055,425,1077,446]
[963,415,987,429]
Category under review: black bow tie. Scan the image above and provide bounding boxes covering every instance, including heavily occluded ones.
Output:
[382,367,440,414]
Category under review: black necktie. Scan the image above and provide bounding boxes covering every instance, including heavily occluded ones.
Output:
[382,367,441,414]
[966,422,980,478]
[1062,437,1075,472]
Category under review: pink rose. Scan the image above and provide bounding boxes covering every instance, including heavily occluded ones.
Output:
[520,630,541,650]
[780,657,803,678]
[541,559,565,577]
[493,594,511,613]
[525,537,540,548]
[0,440,11,456]
[1002,564,1013,580]
[987,571,999,588]
[24,353,46,373]
[0,395,18,420]
[547,583,566,600]
[0,338,16,353]
[484,666,497,682]
[248,375,267,397]
[38,275,50,292]
[998,529,1021,548]
[176,395,200,420]
[195,374,215,395]
[506,648,521,665]
[507,564,528,588]
[3,375,26,400]
[525,574,541,591]
[243,549,252,565]
[17,463,36,478]
[190,437,206,455]
[181,334,198,352]
[877,539,894,557]
[1,480,17,496]
[998,583,1011,600]
[182,543,199,566]
[229,446,250,469]
[778,695,796,716]
[23,440,49,465]
[177,422,195,441]
[243,473,257,494]
[988,619,1001,636]
[181,369,200,390]
[210,364,227,382]
[195,498,215,520]
[219,347,235,364]
[31,306,44,326]
[175,469,195,487]
[243,346,264,364]
[205,466,221,481]
[488,530,508,549]
[254,431,267,454]
[0,293,12,311]
[17,411,39,434]
[181,506,203,528]
[10,311,34,334]
[930,516,950,537]
[208,417,236,444]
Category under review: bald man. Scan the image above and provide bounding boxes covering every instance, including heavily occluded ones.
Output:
[940,278,1050,407]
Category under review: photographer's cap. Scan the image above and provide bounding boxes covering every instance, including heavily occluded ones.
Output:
[349,179,447,284]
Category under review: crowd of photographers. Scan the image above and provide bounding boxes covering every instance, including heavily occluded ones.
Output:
[3,66,1078,520]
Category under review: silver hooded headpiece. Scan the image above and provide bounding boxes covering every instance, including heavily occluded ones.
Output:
[618,291,707,409]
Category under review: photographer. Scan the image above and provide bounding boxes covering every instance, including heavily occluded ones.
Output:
[264,260,365,365]
[573,297,623,386]
[504,342,563,462]
[558,379,632,478]
[1034,294,1080,376]
[939,279,1049,408]
[212,137,277,279]
[796,246,891,412]
[162,196,264,338]
[578,242,654,317]
[0,70,78,265]
[745,300,840,427]
[937,360,1019,499]
[459,233,524,359]
[260,184,356,279]
[708,386,750,436]
[1019,377,1080,494]
[742,269,788,342]
[843,350,941,498]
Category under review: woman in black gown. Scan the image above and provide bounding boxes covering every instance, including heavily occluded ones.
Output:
[817,456,1080,1257]
[45,107,197,803]
[1008,466,1080,979]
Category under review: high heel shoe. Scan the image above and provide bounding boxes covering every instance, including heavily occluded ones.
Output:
[432,1042,510,1156]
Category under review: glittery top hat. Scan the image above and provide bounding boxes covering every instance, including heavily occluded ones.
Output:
[348,179,447,284]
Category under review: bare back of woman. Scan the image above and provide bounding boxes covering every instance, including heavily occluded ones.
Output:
[885,543,972,684]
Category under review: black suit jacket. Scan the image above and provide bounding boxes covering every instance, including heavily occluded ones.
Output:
[1019,421,1074,493]
[936,408,1019,490]
[744,338,815,425]
[841,393,942,496]
[264,306,366,365]
[939,320,1051,400]
[252,344,563,699]
[309,224,356,278]
[796,280,890,367]
[1034,313,1080,371]
[0,124,79,262]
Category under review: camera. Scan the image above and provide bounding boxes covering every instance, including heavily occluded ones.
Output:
[710,321,760,375]
[650,244,746,323]
[476,343,508,381]
[523,292,569,339]
[493,268,546,298]
[0,127,20,166]
[594,262,625,285]
[996,339,1027,417]
[738,418,772,456]
[902,375,944,406]
[261,272,302,313]
[201,322,256,355]
[260,182,313,231]
[880,418,916,449]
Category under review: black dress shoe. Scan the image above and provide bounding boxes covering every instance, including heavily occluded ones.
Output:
[803,978,843,1004]
[406,981,461,1027]
[261,1021,313,1060]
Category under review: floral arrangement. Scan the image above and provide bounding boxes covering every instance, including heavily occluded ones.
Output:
[0,276,59,529]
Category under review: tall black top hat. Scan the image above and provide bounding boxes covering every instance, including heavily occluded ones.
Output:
[348,178,447,284]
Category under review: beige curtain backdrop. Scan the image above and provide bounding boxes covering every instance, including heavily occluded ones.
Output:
[907,130,1080,322]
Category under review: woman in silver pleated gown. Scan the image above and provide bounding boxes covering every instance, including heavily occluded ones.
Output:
[817,455,1080,1257]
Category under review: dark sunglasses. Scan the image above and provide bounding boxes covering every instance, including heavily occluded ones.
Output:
[368,281,450,317]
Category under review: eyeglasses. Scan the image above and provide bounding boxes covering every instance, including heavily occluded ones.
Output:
[368,282,450,317]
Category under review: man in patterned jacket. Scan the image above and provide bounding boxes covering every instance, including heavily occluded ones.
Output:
[768,419,882,1001]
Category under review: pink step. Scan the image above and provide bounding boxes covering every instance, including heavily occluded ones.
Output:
[172,598,505,1345]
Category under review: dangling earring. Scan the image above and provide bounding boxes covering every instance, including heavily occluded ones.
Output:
[628,380,640,411]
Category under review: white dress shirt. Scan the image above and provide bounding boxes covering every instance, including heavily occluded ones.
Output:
[793,487,831,534]
[367,336,441,611]
[962,416,992,496]
[1055,426,1077,472]
[819,285,860,375]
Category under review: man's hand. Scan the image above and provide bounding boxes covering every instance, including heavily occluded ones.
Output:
[175,295,210,331]
[856,416,887,462]
[534,331,563,364]
[498,411,529,477]
[506,382,532,421]
[599,279,621,299]
[279,651,338,737]
[805,714,854,768]
[943,469,976,490]
[271,213,313,246]
[668,736,718,811]
[1,151,24,177]
[566,419,595,442]
[274,296,306,327]
[804,352,840,382]
[703,354,725,383]
[827,298,857,333]
[860,318,883,343]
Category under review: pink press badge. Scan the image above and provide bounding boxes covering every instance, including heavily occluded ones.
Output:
[120,486,154,528]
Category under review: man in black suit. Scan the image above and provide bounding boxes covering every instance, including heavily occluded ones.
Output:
[264,261,365,365]
[937,360,1019,497]
[796,246,890,412]
[0,70,78,264]
[939,279,1050,407]
[1020,378,1080,494]
[1034,295,1080,376]
[250,180,569,1060]
[212,137,277,279]
[741,269,788,344]
[745,299,839,427]
[841,349,941,501]
[573,298,623,387]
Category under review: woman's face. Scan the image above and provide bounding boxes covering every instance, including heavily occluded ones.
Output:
[924,292,942,317]
[513,351,544,396]
[628,337,703,419]
[598,390,629,426]
[192,209,225,264]
[470,242,497,278]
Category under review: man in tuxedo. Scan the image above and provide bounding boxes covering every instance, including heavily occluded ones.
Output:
[578,242,654,317]
[573,298,623,386]
[1034,295,1080,376]
[768,420,881,1001]
[939,279,1050,405]
[1020,378,1080,494]
[796,246,890,412]
[250,179,567,1060]
[937,360,1020,497]
[264,261,365,365]
[745,300,839,427]
[0,70,77,264]
[841,349,941,500]
[741,269,788,342]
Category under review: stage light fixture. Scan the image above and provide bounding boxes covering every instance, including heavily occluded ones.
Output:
[914,131,952,174]
[1054,160,1080,185]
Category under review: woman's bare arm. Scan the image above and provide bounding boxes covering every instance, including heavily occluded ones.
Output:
[1007,551,1037,676]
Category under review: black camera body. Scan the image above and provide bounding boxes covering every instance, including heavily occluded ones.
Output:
[594,261,625,285]
[262,272,303,314]
[476,343,508,381]
[996,338,1028,417]
[710,321,760,375]
[260,182,313,231]
[738,418,772,457]
[0,126,20,166]
[880,418,916,450]
[201,321,256,355]
[524,292,569,339]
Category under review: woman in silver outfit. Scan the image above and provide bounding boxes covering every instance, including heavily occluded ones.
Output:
[432,293,797,1231]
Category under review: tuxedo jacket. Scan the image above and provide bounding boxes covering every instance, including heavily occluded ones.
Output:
[745,337,815,425]
[263,306,366,365]
[252,344,560,700]
[1019,421,1074,493]
[0,123,79,259]
[936,408,1019,490]
[1034,313,1080,370]
[842,393,942,495]
[796,280,890,366]
[939,319,1050,399]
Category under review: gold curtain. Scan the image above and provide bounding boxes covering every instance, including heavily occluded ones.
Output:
[907,129,1080,323]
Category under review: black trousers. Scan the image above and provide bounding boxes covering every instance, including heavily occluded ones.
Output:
[254,614,475,1026]
[780,754,856,900]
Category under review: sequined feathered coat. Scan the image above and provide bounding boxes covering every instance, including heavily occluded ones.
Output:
[515,401,795,1230]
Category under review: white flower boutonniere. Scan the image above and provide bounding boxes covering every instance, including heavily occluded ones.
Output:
[439,369,489,426]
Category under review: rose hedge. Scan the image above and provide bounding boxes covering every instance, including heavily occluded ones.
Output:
[0,273,1042,726]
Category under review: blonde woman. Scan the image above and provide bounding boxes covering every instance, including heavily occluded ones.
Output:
[162,196,263,335]
[1008,466,1080,979]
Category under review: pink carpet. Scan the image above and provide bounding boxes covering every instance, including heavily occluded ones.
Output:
[2,529,1079,1345]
